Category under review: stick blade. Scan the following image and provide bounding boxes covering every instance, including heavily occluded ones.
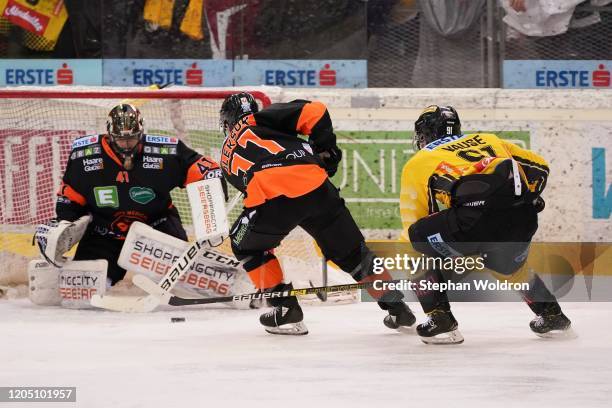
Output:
[133,274,165,296]
[90,293,160,313]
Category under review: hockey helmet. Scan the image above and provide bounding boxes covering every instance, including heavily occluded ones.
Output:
[219,92,259,136]
[414,105,461,150]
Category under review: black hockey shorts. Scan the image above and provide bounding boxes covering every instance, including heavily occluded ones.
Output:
[408,204,539,276]
[74,210,188,285]
[230,180,366,283]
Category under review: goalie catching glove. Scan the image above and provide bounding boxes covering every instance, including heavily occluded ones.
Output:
[33,215,92,267]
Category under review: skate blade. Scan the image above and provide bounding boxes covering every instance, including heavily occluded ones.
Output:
[396,325,415,334]
[535,326,577,340]
[264,321,308,336]
[385,322,415,333]
[420,329,464,345]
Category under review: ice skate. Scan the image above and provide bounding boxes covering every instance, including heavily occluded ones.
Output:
[382,302,417,330]
[417,309,464,344]
[530,309,573,339]
[259,283,308,335]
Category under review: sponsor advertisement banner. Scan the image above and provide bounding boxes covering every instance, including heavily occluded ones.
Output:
[504,60,612,88]
[102,59,232,87]
[234,60,367,88]
[0,59,102,86]
[0,130,81,224]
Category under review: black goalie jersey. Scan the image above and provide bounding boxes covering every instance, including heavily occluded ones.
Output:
[56,134,222,239]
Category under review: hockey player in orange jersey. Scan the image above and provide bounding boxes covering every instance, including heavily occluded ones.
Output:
[400,105,572,344]
[220,92,416,335]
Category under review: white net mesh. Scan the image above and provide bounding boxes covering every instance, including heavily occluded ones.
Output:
[0,88,326,290]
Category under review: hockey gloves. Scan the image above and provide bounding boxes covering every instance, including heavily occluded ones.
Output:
[532,196,545,213]
[317,145,342,177]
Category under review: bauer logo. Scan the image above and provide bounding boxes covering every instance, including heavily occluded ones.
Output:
[103,59,232,87]
[235,60,367,88]
[0,59,102,86]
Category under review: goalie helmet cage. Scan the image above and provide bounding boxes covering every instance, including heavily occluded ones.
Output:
[0,88,323,291]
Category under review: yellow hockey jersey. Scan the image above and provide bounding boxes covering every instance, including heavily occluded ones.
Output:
[399,133,549,240]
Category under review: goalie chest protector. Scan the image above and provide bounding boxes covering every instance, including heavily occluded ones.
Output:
[61,134,220,238]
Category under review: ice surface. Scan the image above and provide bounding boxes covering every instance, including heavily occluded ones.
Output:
[1,299,610,408]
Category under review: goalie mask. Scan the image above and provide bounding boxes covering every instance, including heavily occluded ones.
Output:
[219,93,259,137]
[107,104,144,169]
[414,105,461,150]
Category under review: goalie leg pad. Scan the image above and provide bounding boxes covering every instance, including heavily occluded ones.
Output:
[119,221,252,306]
[28,260,62,306]
[59,260,108,309]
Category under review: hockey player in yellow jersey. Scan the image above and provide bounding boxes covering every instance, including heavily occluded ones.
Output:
[400,105,572,344]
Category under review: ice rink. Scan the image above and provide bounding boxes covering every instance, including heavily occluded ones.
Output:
[1,299,611,408]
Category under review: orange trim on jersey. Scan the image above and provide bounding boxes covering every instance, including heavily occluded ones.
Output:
[184,157,221,186]
[101,136,124,167]
[295,101,326,135]
[246,113,257,126]
[360,270,394,300]
[247,257,284,290]
[58,182,86,206]
[244,164,328,208]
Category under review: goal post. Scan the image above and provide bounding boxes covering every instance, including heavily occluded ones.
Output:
[0,87,333,293]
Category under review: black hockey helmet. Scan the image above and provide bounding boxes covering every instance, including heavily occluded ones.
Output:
[414,105,461,150]
[219,92,259,136]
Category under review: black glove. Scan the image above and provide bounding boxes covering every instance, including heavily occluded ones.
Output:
[532,196,545,213]
[317,145,342,177]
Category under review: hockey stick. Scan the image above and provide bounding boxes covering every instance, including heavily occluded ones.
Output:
[166,280,376,306]
[91,187,242,312]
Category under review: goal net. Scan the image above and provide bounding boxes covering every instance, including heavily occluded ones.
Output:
[0,87,351,300]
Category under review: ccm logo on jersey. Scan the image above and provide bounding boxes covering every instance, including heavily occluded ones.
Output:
[142,156,163,169]
[145,135,179,144]
[72,135,99,149]
[83,157,103,172]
